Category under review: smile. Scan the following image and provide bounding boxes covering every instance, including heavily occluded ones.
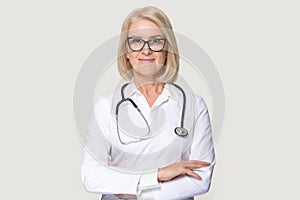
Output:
[138,58,155,62]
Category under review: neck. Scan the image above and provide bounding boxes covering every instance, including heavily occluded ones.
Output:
[133,80,164,107]
[134,80,164,95]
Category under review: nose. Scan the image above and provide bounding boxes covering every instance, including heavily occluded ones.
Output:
[141,44,151,55]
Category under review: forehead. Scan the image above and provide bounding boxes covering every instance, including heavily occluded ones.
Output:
[127,19,163,38]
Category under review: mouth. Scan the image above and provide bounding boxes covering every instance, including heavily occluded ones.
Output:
[138,58,155,62]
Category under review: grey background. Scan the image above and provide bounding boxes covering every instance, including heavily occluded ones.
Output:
[1,0,299,199]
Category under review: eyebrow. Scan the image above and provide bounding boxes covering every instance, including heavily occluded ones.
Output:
[127,35,164,39]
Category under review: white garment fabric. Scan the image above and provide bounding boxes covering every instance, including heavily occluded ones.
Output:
[81,83,216,200]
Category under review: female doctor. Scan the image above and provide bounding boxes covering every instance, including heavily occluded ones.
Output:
[81,6,215,200]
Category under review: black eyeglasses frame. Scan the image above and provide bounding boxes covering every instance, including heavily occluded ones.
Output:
[126,37,167,52]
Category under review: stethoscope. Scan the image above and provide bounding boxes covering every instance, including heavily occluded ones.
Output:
[115,83,188,145]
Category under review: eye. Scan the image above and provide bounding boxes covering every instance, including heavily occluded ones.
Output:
[150,38,164,44]
[130,38,143,44]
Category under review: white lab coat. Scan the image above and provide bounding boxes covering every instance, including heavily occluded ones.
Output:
[81,83,215,200]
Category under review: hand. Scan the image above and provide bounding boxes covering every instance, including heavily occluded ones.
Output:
[157,160,210,182]
[115,194,137,199]
[108,160,116,166]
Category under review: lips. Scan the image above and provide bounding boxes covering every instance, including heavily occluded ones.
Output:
[138,58,155,62]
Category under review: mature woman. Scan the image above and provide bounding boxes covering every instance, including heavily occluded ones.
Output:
[81,6,215,200]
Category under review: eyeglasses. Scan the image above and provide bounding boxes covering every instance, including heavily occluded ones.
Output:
[127,37,167,52]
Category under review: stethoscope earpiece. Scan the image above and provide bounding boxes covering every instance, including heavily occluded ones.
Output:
[174,127,188,137]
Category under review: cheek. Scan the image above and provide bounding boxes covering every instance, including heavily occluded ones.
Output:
[126,52,130,59]
[156,53,167,64]
[126,51,138,60]
[126,52,134,63]
[126,52,139,67]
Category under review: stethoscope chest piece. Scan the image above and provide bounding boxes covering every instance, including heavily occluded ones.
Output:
[174,127,188,137]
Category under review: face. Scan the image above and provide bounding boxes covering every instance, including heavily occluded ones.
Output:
[126,19,167,81]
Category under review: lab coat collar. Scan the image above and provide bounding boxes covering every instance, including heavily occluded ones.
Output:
[110,82,184,115]
[126,82,183,107]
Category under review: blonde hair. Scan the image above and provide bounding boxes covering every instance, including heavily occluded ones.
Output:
[117,6,179,83]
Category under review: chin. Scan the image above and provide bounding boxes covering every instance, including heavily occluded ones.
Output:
[133,64,166,80]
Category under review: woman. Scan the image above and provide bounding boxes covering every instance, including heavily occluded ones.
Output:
[81,6,215,200]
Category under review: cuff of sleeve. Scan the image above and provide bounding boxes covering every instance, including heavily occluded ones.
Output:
[138,170,160,191]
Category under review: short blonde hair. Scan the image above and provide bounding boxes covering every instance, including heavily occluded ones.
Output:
[117,6,179,83]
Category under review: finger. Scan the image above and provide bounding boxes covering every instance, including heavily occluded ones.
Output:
[108,160,116,166]
[183,162,210,169]
[185,169,202,180]
[184,160,211,165]
[116,194,137,199]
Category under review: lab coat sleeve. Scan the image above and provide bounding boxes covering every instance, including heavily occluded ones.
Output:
[80,98,141,194]
[81,149,141,194]
[138,170,160,190]
[139,96,216,199]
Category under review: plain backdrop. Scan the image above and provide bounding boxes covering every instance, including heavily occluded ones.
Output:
[1,0,299,199]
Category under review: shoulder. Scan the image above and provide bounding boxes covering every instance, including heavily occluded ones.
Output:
[194,94,208,110]
[166,83,209,114]
[94,93,114,115]
[170,83,207,108]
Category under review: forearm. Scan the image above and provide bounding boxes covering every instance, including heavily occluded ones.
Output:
[81,150,140,194]
[139,162,215,200]
[138,149,216,199]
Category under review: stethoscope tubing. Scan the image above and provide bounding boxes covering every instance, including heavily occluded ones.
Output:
[115,83,187,145]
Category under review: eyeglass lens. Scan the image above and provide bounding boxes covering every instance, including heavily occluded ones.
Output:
[127,37,166,52]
